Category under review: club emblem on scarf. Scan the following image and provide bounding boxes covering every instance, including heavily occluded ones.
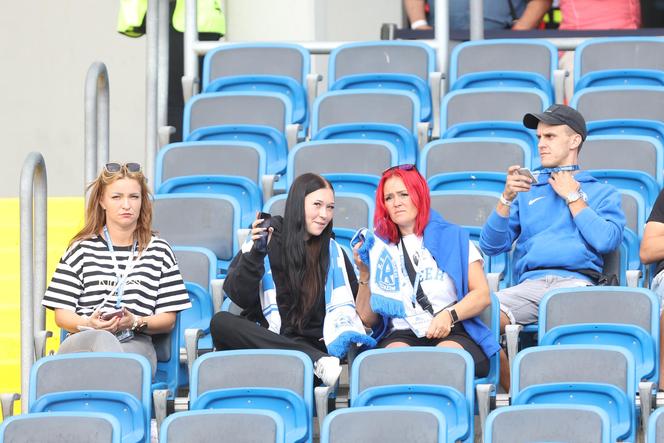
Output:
[375,247,399,292]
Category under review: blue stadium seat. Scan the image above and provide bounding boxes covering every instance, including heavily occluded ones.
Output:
[350,347,474,443]
[449,39,557,103]
[28,353,152,443]
[190,350,314,443]
[588,169,659,211]
[587,119,664,145]
[427,172,507,194]
[328,41,436,122]
[0,412,122,443]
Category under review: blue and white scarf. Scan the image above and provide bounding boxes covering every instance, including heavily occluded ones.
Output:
[257,238,376,358]
[351,228,410,319]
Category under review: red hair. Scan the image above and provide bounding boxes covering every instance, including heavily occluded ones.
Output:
[374,167,431,244]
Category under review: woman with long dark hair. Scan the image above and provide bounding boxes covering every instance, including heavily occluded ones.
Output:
[353,165,500,377]
[210,173,374,386]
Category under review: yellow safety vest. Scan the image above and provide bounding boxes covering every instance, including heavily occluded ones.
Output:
[117,0,225,37]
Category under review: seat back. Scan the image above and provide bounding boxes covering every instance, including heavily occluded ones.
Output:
[203,42,309,86]
[588,168,660,209]
[287,140,396,190]
[160,409,285,443]
[263,194,287,217]
[0,412,121,443]
[419,137,531,179]
[581,135,663,187]
[312,90,419,134]
[332,192,375,230]
[647,406,664,443]
[173,246,217,292]
[153,194,241,275]
[429,190,500,227]
[155,141,267,189]
[574,37,664,90]
[321,406,445,443]
[184,92,292,136]
[441,87,549,132]
[485,404,611,443]
[571,86,664,123]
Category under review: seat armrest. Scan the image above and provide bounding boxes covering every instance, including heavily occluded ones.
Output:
[306,73,323,139]
[34,329,53,360]
[639,381,656,432]
[429,72,443,138]
[286,124,301,150]
[152,388,170,430]
[236,229,251,250]
[0,393,20,419]
[181,75,198,102]
[314,385,334,436]
[184,328,204,381]
[486,272,503,293]
[553,69,568,104]
[261,174,280,204]
[476,383,496,436]
[504,324,523,395]
[626,269,642,288]
[211,278,225,313]
[417,122,430,151]
[158,126,176,149]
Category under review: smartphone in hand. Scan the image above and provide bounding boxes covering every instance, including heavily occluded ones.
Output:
[516,168,537,182]
[101,307,124,321]
[255,212,272,253]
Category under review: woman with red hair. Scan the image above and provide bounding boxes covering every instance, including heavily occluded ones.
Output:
[353,165,499,376]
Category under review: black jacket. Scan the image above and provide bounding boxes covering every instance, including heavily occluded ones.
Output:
[222,216,358,340]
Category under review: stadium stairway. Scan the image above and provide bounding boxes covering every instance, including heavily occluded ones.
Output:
[0,197,84,416]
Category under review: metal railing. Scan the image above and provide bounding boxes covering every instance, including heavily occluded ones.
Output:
[84,62,110,201]
[18,152,48,414]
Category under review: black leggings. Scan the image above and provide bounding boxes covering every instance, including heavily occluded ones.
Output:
[209,311,328,363]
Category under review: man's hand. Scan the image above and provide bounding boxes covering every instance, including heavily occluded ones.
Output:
[503,165,533,201]
[548,170,579,199]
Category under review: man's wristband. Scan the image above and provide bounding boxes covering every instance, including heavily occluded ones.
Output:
[410,19,428,29]
[499,194,513,207]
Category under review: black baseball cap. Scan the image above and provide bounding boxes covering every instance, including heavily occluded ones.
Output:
[523,104,587,141]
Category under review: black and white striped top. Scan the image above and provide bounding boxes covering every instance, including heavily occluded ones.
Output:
[43,235,191,317]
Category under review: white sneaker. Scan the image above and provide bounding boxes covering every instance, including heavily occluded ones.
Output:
[314,356,342,387]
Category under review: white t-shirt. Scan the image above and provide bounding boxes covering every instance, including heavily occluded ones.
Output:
[391,235,483,331]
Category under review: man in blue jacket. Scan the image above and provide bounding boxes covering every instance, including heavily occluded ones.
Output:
[480,104,625,390]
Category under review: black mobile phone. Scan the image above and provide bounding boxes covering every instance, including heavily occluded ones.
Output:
[255,212,272,252]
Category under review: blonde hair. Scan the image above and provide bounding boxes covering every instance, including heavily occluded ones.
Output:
[70,165,153,252]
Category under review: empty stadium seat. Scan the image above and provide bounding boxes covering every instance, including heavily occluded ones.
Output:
[321,406,446,443]
[159,409,286,443]
[484,404,611,443]
[574,37,664,91]
[28,353,152,443]
[350,347,475,443]
[647,406,664,443]
[571,86,664,125]
[189,349,314,443]
[0,411,122,443]
[511,345,637,443]
[202,42,311,129]
[449,39,557,103]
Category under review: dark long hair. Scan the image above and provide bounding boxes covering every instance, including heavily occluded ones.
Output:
[282,173,334,332]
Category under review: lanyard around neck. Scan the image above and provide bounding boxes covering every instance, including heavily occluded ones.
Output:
[537,164,580,175]
[103,225,138,307]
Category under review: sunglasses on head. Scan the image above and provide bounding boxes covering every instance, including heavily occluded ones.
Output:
[104,162,142,174]
[382,164,417,175]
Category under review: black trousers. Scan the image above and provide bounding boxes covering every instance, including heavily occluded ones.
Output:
[210,311,328,363]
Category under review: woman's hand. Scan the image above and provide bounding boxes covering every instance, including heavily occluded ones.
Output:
[426,310,453,339]
[115,307,136,331]
[250,212,273,243]
[88,310,122,333]
[352,241,369,278]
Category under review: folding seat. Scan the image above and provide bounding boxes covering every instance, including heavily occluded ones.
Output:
[588,169,659,214]
[328,41,438,127]
[647,406,664,443]
[0,411,122,443]
[350,347,475,443]
[202,43,312,131]
[159,409,285,443]
[28,353,152,443]
[286,140,397,198]
[418,137,533,179]
[511,345,637,443]
[441,88,550,150]
[429,190,500,229]
[321,406,446,443]
[537,286,660,430]
[183,92,295,176]
[189,349,314,443]
[449,39,557,103]
[311,90,423,165]
[571,86,664,146]
[582,135,664,188]
[484,404,611,443]
[574,37,664,91]
[155,141,274,224]
[153,194,240,277]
